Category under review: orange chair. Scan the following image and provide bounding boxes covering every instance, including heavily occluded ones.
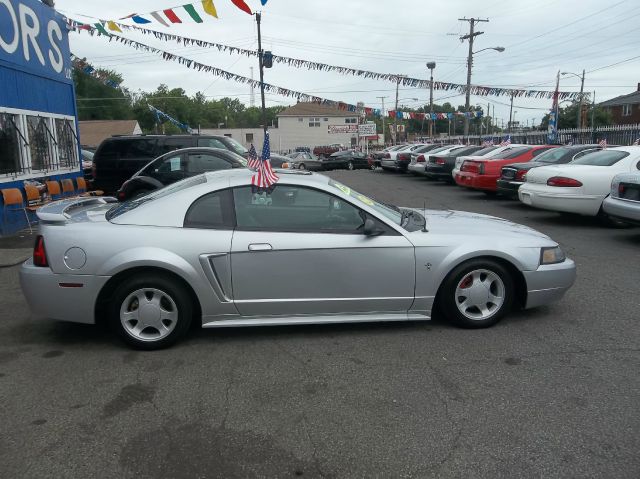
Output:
[2,188,33,233]
[61,178,75,197]
[46,180,62,200]
[76,177,103,197]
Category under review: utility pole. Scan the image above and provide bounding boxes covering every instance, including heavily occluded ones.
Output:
[393,76,402,145]
[427,62,436,138]
[255,12,267,135]
[377,96,388,146]
[590,90,596,129]
[459,17,488,138]
[486,101,491,136]
[577,69,585,129]
[249,67,255,108]
[508,93,514,132]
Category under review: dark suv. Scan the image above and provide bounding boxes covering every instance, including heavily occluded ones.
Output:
[92,134,249,193]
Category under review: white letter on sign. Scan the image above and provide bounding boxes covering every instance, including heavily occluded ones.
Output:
[47,20,63,73]
[19,3,45,66]
[0,0,19,54]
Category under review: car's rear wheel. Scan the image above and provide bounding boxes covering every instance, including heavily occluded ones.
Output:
[438,259,514,328]
[298,163,306,170]
[110,275,193,350]
[347,161,355,170]
[597,206,632,229]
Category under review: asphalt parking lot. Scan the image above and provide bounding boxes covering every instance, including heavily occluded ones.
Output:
[1,169,638,478]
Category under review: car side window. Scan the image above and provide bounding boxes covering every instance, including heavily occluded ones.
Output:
[532,148,551,157]
[197,138,227,149]
[184,189,234,229]
[232,185,365,233]
[187,153,233,173]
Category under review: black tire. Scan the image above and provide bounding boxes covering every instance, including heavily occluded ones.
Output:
[109,274,193,350]
[437,259,515,329]
[597,206,632,229]
[298,163,306,170]
[482,190,498,196]
[347,161,355,171]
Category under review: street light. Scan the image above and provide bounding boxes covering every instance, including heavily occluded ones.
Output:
[464,46,505,137]
[427,62,436,138]
[561,70,586,128]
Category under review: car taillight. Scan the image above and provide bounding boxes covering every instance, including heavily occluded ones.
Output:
[117,190,126,201]
[384,153,391,158]
[619,184,626,195]
[33,235,48,267]
[515,169,527,181]
[417,155,425,163]
[547,176,583,187]
[435,157,446,165]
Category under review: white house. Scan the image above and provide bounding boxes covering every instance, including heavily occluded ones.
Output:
[201,103,366,153]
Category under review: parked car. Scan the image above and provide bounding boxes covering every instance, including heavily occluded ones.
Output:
[455,145,558,194]
[93,134,249,193]
[294,147,311,153]
[117,148,247,201]
[287,152,324,171]
[21,169,575,349]
[408,145,465,176]
[322,150,371,170]
[269,154,290,168]
[313,144,344,158]
[518,147,640,224]
[497,144,604,198]
[372,145,405,169]
[603,172,640,226]
[81,149,94,181]
[451,144,527,179]
[381,144,425,171]
[424,145,487,182]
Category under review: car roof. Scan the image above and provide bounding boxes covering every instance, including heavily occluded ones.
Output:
[106,134,228,140]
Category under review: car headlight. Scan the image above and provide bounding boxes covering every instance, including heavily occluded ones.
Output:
[540,246,566,265]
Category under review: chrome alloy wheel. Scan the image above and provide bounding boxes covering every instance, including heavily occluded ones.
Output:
[454,269,505,320]
[120,288,178,342]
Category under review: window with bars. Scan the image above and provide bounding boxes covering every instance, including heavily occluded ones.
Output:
[0,113,24,176]
[55,118,78,169]
[27,116,53,171]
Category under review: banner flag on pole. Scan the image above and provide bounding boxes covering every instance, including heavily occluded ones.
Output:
[201,0,219,18]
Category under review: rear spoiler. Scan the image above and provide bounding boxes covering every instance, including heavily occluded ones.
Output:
[36,197,117,223]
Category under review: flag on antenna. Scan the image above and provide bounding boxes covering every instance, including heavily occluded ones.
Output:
[247,144,260,169]
[251,132,279,190]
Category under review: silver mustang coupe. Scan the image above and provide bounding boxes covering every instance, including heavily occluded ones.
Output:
[20,169,576,349]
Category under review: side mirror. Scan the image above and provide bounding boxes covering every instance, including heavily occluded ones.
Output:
[363,218,384,236]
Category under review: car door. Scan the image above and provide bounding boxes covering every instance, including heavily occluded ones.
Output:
[146,152,187,185]
[229,184,416,317]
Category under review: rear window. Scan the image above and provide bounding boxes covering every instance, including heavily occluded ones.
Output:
[106,175,207,220]
[474,146,497,156]
[490,146,530,159]
[160,137,193,154]
[571,150,630,166]
[452,146,483,156]
[534,147,572,163]
[224,137,249,155]
[98,138,158,160]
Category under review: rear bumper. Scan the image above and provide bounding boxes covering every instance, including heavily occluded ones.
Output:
[523,259,576,309]
[19,260,109,324]
[424,164,453,179]
[407,163,426,174]
[518,185,604,216]
[602,196,640,225]
[496,179,523,197]
[454,172,499,191]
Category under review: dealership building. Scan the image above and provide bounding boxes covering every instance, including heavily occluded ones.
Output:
[0,0,80,235]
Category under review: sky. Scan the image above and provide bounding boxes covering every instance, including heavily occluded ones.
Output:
[55,0,640,127]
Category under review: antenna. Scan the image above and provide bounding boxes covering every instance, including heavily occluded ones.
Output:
[422,198,428,232]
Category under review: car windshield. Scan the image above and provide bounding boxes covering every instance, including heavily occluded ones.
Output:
[570,149,630,166]
[534,147,573,163]
[224,137,248,155]
[106,175,207,220]
[490,146,530,159]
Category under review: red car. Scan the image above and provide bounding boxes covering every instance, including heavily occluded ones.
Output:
[454,145,558,193]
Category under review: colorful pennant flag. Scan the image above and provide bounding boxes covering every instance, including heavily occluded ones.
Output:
[231,0,252,15]
[150,12,170,27]
[163,8,182,23]
[132,15,151,24]
[251,132,278,189]
[202,0,218,18]
[261,0,269,5]
[183,3,203,22]
[106,21,122,32]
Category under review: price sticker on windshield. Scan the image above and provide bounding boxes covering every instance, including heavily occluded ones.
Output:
[357,194,375,206]
[332,183,351,196]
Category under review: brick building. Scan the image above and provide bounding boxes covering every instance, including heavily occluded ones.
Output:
[599,85,640,125]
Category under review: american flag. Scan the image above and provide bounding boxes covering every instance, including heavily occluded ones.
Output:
[247,144,260,169]
[499,135,511,146]
[633,137,640,146]
[482,138,493,146]
[599,138,607,149]
[251,132,279,189]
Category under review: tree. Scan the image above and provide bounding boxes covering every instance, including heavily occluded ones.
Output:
[540,100,613,129]
[73,69,134,121]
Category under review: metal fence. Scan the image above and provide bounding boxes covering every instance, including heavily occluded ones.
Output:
[422,123,640,146]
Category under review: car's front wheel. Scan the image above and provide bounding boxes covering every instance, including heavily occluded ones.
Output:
[438,259,514,328]
[110,274,193,350]
[298,163,306,170]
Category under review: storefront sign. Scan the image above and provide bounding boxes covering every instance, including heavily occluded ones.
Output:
[0,0,72,82]
[358,123,377,136]
[328,124,358,134]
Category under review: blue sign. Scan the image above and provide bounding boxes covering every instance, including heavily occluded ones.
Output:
[547,109,558,143]
[0,0,72,83]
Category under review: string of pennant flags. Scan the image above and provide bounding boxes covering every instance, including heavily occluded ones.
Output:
[66,18,585,101]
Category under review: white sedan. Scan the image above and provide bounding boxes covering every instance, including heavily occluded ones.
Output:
[518,146,640,221]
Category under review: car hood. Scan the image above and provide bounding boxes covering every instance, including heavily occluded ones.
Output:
[405,208,553,243]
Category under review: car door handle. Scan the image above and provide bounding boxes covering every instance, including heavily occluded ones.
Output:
[248,243,273,252]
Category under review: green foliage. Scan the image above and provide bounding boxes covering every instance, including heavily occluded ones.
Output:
[74,69,134,121]
[540,100,613,129]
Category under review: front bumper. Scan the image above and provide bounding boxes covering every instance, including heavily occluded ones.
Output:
[523,258,576,309]
[19,260,110,324]
[602,196,640,225]
[496,179,523,197]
